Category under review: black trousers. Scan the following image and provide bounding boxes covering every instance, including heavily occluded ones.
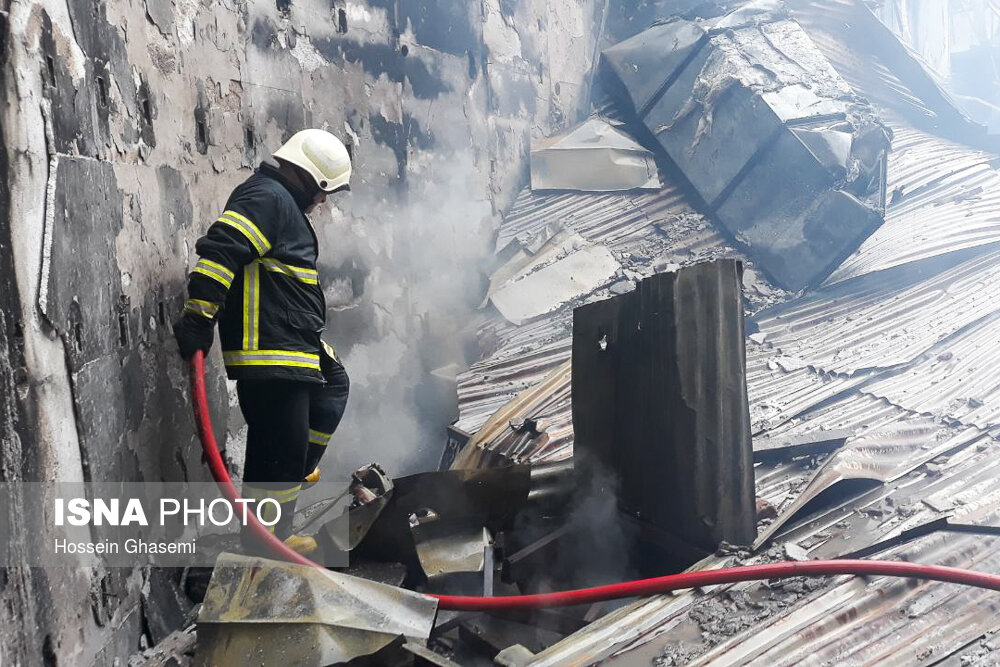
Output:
[237,359,349,540]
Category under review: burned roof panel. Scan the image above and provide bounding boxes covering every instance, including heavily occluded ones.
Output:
[599,10,890,290]
[862,314,1000,432]
[527,423,1000,666]
[599,19,708,118]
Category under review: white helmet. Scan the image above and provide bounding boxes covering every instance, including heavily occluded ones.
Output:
[272,129,352,192]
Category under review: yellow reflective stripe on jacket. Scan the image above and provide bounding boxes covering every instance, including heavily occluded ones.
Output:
[183,299,220,319]
[260,258,319,285]
[309,429,332,446]
[242,261,261,350]
[223,349,321,370]
[218,209,271,255]
[191,258,234,289]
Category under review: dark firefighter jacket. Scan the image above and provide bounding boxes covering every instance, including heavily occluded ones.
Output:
[184,169,333,384]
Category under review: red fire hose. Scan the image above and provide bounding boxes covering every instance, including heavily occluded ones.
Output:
[189,352,1000,611]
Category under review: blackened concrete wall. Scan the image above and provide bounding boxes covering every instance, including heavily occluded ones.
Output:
[0,0,604,662]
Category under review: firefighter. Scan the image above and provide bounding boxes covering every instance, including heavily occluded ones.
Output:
[173,129,351,555]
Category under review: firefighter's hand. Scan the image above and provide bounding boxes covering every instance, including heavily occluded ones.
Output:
[172,313,215,360]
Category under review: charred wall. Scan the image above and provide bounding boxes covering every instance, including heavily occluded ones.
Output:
[0,6,61,664]
[0,0,604,663]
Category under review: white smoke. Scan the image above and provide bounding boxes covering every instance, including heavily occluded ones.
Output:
[314,147,497,478]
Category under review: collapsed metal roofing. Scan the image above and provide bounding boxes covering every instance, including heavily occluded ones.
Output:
[600,7,890,291]
[448,0,1000,663]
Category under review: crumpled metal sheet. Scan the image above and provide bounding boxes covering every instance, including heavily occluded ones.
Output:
[827,123,1000,285]
[754,418,984,547]
[352,466,531,569]
[486,226,589,305]
[489,245,621,325]
[453,360,571,469]
[529,118,660,192]
[195,553,437,666]
[600,11,889,290]
[412,523,491,581]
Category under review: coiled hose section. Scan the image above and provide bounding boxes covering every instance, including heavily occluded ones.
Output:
[190,351,1000,611]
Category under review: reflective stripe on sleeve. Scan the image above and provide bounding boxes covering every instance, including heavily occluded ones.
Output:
[218,209,271,255]
[242,484,302,504]
[183,299,220,319]
[191,258,235,289]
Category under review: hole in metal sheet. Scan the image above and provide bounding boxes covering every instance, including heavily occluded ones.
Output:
[337,7,347,33]
[598,334,608,351]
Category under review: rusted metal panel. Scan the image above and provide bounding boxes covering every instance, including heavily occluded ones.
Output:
[572,259,756,550]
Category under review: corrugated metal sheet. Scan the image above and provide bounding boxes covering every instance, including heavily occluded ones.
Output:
[745,340,872,434]
[443,2,1000,662]
[789,0,1000,285]
[752,245,1000,376]
[527,425,1000,666]
[511,4,1000,664]
[828,123,1000,284]
[863,312,1000,431]
[755,418,985,547]
[497,184,708,252]
[572,260,756,549]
